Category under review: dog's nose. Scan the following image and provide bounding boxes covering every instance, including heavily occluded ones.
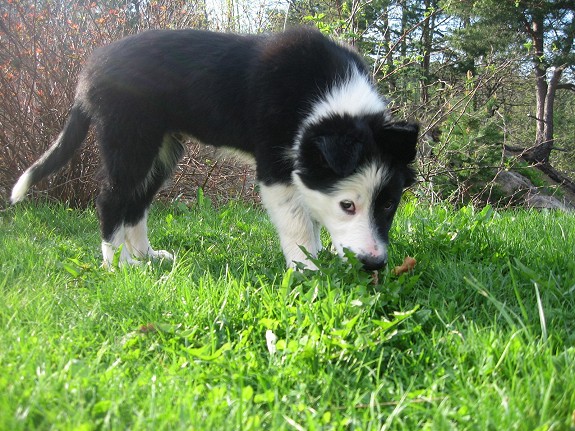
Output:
[358,254,387,271]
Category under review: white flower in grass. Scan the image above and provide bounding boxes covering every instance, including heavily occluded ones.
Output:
[265,330,278,355]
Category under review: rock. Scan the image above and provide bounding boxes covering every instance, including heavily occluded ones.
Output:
[495,170,532,194]
[495,170,574,211]
[525,193,574,211]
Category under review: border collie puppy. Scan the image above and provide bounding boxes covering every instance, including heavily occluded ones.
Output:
[11,27,418,270]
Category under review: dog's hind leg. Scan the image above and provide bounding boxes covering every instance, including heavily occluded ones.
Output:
[95,126,179,267]
[97,185,138,267]
[259,182,322,269]
[124,134,184,261]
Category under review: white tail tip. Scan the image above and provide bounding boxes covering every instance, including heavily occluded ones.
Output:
[11,171,32,204]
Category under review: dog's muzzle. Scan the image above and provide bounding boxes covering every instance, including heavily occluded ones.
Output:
[358,254,387,271]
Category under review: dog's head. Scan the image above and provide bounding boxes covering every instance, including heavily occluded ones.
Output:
[294,115,418,270]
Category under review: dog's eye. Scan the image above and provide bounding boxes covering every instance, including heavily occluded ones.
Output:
[340,200,356,214]
[383,200,394,210]
[382,200,397,211]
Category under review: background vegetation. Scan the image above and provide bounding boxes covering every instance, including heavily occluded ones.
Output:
[1,0,574,207]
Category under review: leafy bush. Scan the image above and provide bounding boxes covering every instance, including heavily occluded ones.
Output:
[422,102,506,206]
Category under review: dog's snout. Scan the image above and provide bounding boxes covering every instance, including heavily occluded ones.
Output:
[358,254,387,271]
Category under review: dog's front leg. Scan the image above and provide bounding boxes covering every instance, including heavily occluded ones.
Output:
[259,183,322,270]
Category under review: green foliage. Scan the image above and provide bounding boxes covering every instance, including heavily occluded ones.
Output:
[1,202,574,429]
[428,103,506,205]
[551,90,575,178]
[303,13,349,37]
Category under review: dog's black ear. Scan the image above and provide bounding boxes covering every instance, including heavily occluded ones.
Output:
[314,135,363,177]
[376,121,419,164]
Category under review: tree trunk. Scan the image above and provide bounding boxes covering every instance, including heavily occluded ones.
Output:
[543,65,565,146]
[525,65,566,165]
[525,13,552,165]
[400,0,408,58]
[420,0,434,104]
[381,5,396,92]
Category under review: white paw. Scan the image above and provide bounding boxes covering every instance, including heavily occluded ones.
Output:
[102,242,141,269]
[290,259,319,271]
[102,254,142,270]
[149,249,174,261]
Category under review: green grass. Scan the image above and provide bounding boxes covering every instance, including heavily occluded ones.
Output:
[1,198,574,430]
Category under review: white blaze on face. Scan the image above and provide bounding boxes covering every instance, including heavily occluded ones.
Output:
[293,162,391,262]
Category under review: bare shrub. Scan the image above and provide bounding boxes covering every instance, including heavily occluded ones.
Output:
[1,0,256,207]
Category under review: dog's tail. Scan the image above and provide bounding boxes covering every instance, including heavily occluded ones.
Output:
[11,104,91,204]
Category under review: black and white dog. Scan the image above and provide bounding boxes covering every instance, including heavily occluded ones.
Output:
[11,27,418,270]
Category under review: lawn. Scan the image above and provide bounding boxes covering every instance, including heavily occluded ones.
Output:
[1,199,574,430]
